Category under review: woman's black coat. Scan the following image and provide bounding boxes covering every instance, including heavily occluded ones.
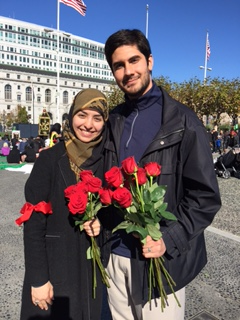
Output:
[20,141,103,320]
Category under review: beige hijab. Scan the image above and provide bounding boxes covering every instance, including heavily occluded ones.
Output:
[63,89,108,179]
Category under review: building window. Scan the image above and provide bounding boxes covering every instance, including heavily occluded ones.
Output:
[63,91,68,104]
[37,77,40,82]
[7,105,11,110]
[17,75,21,80]
[73,82,75,87]
[17,94,21,102]
[47,79,50,83]
[6,73,10,78]
[27,76,31,81]
[37,96,41,103]
[65,81,67,85]
[45,89,51,103]
[17,85,21,90]
[26,86,32,102]
[89,84,91,88]
[5,84,12,100]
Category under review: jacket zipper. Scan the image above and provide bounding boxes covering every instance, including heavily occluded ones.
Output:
[126,109,139,148]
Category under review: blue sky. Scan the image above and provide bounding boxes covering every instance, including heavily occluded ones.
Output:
[1,0,239,83]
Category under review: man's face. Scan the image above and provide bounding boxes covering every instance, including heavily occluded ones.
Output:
[111,45,153,100]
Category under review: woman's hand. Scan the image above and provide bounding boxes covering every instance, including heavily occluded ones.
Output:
[31,281,54,310]
[83,218,101,237]
[142,235,166,258]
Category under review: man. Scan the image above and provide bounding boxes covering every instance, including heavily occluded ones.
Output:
[101,29,221,320]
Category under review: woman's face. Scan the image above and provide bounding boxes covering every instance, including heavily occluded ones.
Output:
[72,108,105,142]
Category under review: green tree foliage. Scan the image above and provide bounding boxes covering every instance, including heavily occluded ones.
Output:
[15,105,29,124]
[106,76,240,126]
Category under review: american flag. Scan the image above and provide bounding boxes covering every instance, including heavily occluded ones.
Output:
[206,34,211,61]
[60,0,87,16]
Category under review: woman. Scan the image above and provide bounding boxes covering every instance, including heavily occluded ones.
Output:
[17,88,109,320]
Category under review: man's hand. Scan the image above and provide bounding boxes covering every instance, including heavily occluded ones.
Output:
[31,281,54,310]
[142,235,166,258]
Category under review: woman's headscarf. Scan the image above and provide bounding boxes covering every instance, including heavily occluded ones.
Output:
[63,88,109,179]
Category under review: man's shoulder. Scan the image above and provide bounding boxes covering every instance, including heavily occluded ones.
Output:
[110,102,126,115]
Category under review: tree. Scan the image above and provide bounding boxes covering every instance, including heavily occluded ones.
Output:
[106,84,124,110]
[15,105,29,123]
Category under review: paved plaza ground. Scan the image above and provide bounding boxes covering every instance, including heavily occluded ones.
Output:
[0,163,239,320]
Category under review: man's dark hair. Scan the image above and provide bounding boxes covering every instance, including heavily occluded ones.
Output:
[104,29,152,70]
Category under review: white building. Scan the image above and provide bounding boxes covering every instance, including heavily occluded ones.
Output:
[0,16,114,127]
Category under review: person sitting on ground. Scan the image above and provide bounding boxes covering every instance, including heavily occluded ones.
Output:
[21,143,37,163]
[1,142,10,156]
[7,145,21,163]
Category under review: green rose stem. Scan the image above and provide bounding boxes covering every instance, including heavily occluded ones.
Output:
[148,256,181,312]
[90,236,110,299]
[132,174,181,311]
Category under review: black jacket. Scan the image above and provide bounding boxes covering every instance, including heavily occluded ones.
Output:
[100,86,221,303]
[20,141,104,320]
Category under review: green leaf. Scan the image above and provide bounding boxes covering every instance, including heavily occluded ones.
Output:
[154,200,166,211]
[126,225,148,241]
[112,221,130,233]
[151,186,166,202]
[86,246,93,259]
[146,224,162,241]
[126,212,145,225]
[129,205,138,213]
[93,202,102,215]
[144,203,152,212]
[143,189,151,204]
[160,210,177,221]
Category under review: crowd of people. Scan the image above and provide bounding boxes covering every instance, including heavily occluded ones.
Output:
[207,127,240,154]
[0,124,62,164]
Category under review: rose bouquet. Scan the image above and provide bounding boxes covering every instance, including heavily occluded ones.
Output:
[64,170,110,298]
[104,156,181,311]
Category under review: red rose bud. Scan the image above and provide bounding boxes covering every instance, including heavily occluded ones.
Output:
[136,167,147,185]
[80,170,94,182]
[64,185,77,198]
[121,156,138,175]
[112,187,132,208]
[68,190,88,215]
[105,167,123,188]
[87,177,102,193]
[144,162,161,177]
[99,188,113,205]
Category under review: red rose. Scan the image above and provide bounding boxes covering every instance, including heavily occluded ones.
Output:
[99,188,113,205]
[64,185,77,199]
[144,162,161,177]
[136,167,147,185]
[112,187,132,208]
[105,167,123,188]
[121,156,138,175]
[68,190,88,215]
[76,181,88,194]
[86,177,102,193]
[80,170,94,182]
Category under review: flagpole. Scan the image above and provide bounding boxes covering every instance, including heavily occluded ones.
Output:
[203,32,209,81]
[145,4,149,39]
[199,31,212,82]
[56,0,60,123]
